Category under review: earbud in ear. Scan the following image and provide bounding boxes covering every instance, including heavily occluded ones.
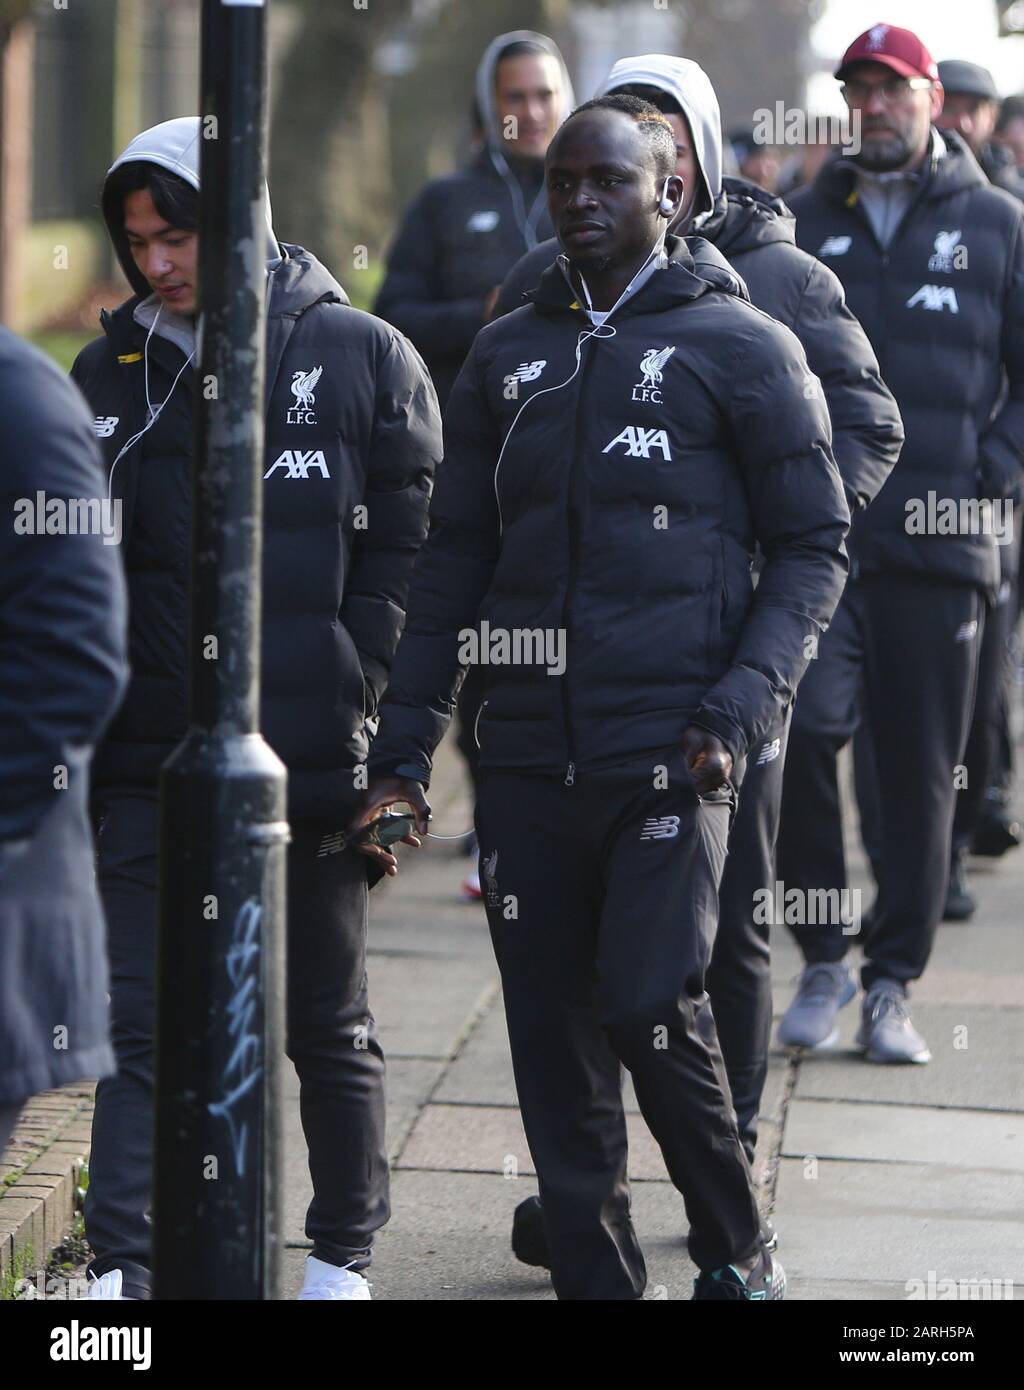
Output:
[659,177,675,215]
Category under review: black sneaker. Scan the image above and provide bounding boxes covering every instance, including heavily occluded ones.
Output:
[971,807,1022,858]
[943,848,976,922]
[511,1195,550,1269]
[693,1245,786,1301]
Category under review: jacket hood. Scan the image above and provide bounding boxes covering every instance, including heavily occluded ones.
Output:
[703,176,797,258]
[527,231,748,320]
[474,31,575,250]
[813,126,989,206]
[599,54,722,225]
[101,116,280,298]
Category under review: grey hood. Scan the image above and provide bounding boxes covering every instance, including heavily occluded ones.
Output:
[101,116,280,300]
[599,54,723,227]
[474,30,575,249]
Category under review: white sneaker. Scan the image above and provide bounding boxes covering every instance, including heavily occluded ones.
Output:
[297,1255,371,1300]
[88,1269,135,1300]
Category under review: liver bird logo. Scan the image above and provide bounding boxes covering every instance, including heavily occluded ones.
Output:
[290,365,323,410]
[639,346,676,387]
[934,229,962,259]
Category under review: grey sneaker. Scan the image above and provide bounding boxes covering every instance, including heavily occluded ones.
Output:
[855,980,931,1064]
[777,962,856,1049]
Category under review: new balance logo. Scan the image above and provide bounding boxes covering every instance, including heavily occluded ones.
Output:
[954,619,978,643]
[757,737,781,766]
[639,815,680,841]
[263,449,331,479]
[508,360,546,383]
[906,284,959,313]
[602,426,672,460]
[93,416,119,437]
[818,235,851,257]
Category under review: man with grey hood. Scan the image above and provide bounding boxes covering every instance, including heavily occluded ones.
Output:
[375,30,574,411]
[70,118,441,1300]
[494,56,903,1266]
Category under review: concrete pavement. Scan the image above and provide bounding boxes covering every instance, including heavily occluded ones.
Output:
[280,738,1024,1301]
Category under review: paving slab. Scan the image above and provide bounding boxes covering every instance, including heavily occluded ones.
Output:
[784,1098,1024,1172]
[792,1005,1024,1112]
[397,1101,672,1182]
[774,1157,1024,1286]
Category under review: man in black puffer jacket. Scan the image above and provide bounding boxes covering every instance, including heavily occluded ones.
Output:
[355,96,850,1301]
[776,24,1024,1065]
[70,119,441,1301]
[494,55,903,1168]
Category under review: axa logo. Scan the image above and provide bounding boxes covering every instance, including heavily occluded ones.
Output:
[906,284,959,313]
[632,346,676,404]
[508,360,546,384]
[602,425,672,460]
[93,416,119,437]
[928,230,965,273]
[467,210,500,233]
[757,737,781,767]
[818,235,851,257]
[287,365,323,424]
[264,449,331,479]
[640,816,680,841]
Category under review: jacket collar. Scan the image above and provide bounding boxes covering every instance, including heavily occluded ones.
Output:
[811,125,988,208]
[526,233,739,321]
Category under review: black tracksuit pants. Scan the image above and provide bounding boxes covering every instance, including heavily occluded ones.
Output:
[84,791,389,1299]
[707,707,791,1164]
[474,745,762,1301]
[778,575,984,990]
[953,575,1015,844]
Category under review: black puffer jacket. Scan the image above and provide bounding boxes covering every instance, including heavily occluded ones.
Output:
[494,176,904,521]
[374,148,554,411]
[71,245,441,821]
[368,235,850,786]
[788,130,1024,595]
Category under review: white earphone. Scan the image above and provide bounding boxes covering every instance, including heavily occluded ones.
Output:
[659,176,675,215]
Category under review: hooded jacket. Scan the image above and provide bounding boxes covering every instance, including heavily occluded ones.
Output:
[788,129,1024,595]
[373,30,574,409]
[367,234,850,788]
[494,54,904,523]
[0,328,128,1103]
[70,119,442,822]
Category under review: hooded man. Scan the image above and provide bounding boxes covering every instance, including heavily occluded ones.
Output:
[493,55,902,1189]
[374,29,575,411]
[70,117,442,1300]
[777,24,1024,1063]
[352,94,851,1300]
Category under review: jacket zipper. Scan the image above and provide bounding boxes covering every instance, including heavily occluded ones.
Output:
[561,334,599,787]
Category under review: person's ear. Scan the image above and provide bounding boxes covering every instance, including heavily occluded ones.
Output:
[658,174,684,218]
[930,82,945,122]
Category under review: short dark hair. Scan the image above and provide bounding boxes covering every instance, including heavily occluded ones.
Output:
[102,161,199,235]
[606,82,683,119]
[561,94,677,181]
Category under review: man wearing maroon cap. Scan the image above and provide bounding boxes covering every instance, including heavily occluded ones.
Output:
[777,23,1024,1063]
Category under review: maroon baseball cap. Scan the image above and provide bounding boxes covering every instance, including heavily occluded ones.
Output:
[835,22,940,83]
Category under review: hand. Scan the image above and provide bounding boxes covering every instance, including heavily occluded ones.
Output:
[482,286,501,323]
[680,726,733,796]
[349,777,431,877]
